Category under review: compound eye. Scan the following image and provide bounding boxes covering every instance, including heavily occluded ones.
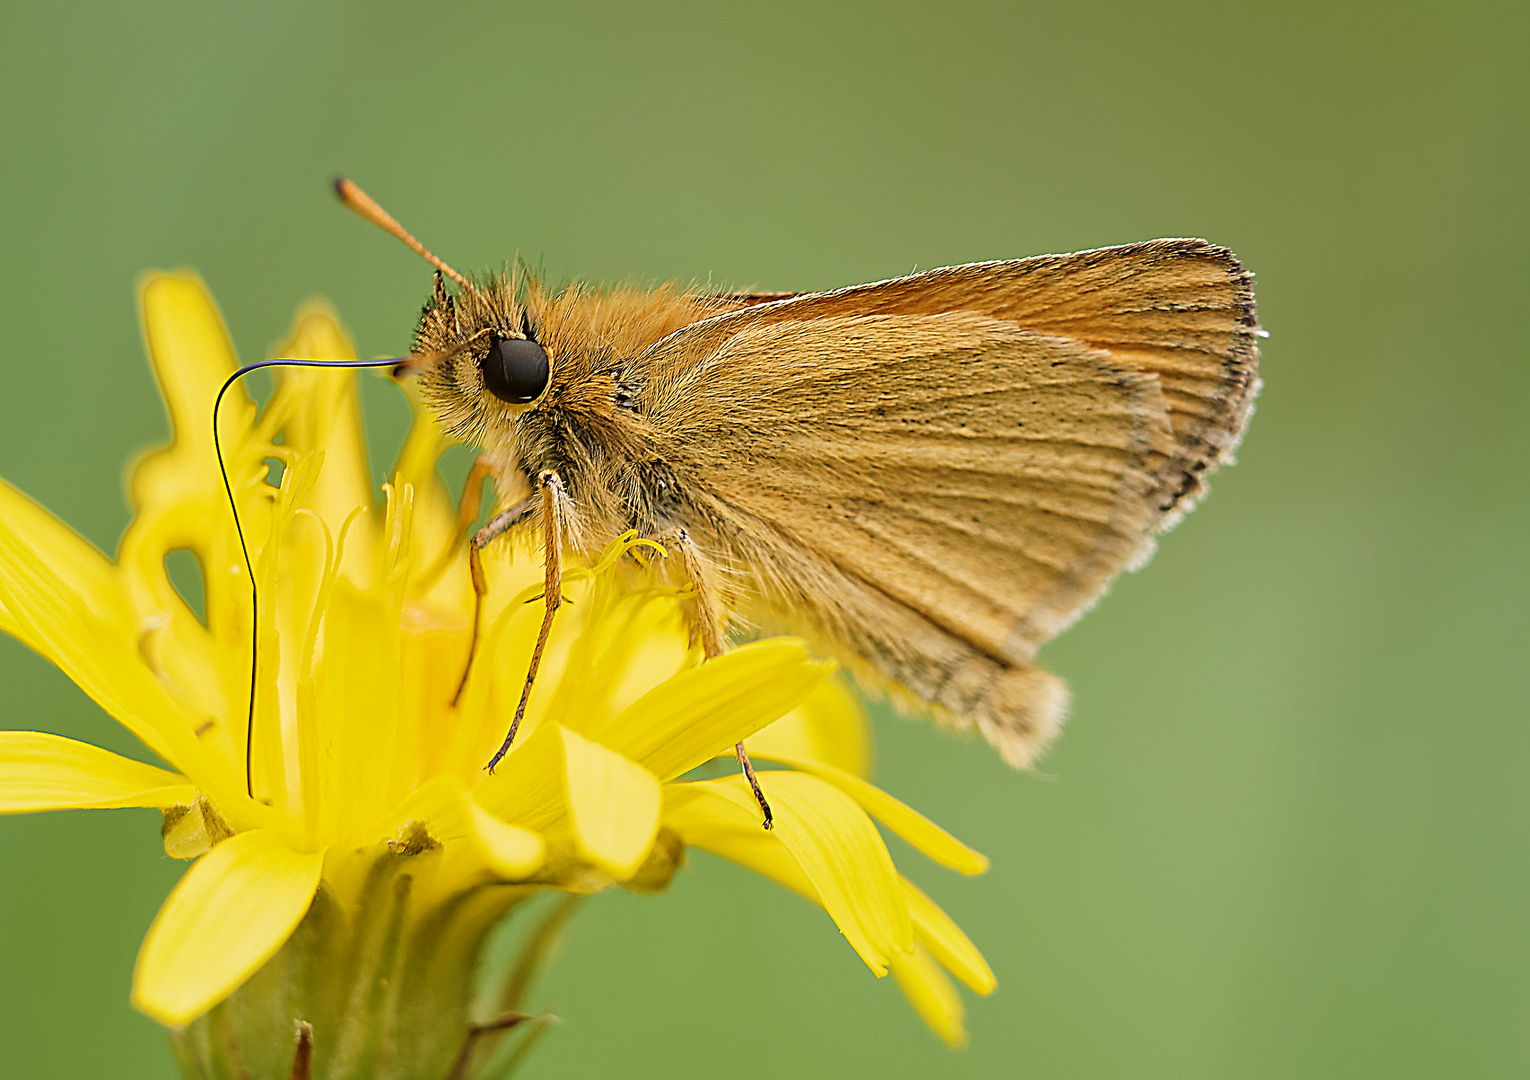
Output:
[479,333,549,405]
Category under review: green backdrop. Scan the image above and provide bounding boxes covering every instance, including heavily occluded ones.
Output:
[1,2,1525,1077]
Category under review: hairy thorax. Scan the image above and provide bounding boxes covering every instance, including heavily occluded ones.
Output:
[411,270,745,550]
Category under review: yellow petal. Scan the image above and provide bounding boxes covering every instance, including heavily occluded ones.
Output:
[383,771,466,828]
[134,272,246,473]
[669,782,993,1000]
[763,771,914,974]
[462,792,546,879]
[0,731,194,812]
[113,509,239,762]
[126,274,259,645]
[391,403,460,596]
[586,639,831,781]
[889,945,968,1049]
[744,749,988,877]
[475,724,661,881]
[0,479,128,656]
[666,783,986,1041]
[559,727,660,880]
[472,722,567,827]
[0,492,236,800]
[693,772,913,975]
[663,783,817,901]
[747,677,871,776]
[541,587,697,738]
[310,580,403,843]
[901,876,996,995]
[132,829,323,1027]
[361,773,536,901]
[265,303,379,584]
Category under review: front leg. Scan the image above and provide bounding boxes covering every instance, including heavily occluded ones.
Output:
[486,471,571,773]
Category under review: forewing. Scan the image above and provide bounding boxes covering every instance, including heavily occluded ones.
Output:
[645,311,1175,661]
[652,240,1259,527]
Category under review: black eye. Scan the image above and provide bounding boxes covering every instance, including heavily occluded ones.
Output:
[480,332,549,405]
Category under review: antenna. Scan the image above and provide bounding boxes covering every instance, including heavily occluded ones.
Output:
[331,176,489,306]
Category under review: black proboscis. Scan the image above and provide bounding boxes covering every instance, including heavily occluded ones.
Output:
[212,357,405,798]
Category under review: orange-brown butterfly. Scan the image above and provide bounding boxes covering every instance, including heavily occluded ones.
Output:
[323,178,1259,823]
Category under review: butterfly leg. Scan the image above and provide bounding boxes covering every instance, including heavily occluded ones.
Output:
[455,455,494,545]
[451,486,535,707]
[668,527,773,830]
[486,471,569,773]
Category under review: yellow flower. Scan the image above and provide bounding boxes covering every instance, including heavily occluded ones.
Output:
[0,274,995,1071]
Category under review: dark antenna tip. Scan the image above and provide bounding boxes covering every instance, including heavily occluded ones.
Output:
[328,176,484,302]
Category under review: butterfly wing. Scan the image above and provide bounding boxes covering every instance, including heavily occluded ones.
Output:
[634,241,1258,765]
[646,308,1171,650]
[656,239,1259,526]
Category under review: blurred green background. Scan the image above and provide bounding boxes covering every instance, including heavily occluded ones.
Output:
[1,1,1526,1077]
